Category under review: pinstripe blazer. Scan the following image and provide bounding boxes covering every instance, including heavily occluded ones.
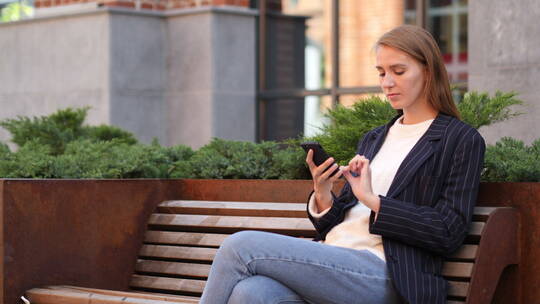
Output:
[307,113,486,304]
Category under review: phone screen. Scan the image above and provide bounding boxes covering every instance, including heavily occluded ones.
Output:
[300,141,339,177]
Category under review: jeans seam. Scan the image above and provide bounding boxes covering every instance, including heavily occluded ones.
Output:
[245,256,391,281]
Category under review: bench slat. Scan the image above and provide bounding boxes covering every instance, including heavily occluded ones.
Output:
[148,214,315,236]
[447,245,478,260]
[130,275,205,294]
[145,231,228,247]
[140,245,217,262]
[448,281,469,298]
[45,286,200,303]
[26,287,199,304]
[136,259,211,279]
[158,200,307,218]
[469,222,484,237]
[442,262,474,278]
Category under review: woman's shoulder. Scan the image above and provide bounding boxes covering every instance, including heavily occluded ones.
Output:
[443,114,485,145]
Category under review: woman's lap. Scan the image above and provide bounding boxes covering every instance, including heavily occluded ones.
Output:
[200,231,400,304]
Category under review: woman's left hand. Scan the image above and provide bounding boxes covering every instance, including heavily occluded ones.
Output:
[341,155,381,212]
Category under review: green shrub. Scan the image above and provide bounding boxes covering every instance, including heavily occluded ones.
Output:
[170,138,309,179]
[50,140,194,179]
[0,107,139,155]
[0,140,55,178]
[0,107,89,155]
[457,91,523,129]
[311,96,395,164]
[482,137,540,182]
[85,124,138,145]
[308,91,523,165]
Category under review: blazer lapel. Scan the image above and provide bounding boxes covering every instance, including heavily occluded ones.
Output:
[384,113,451,198]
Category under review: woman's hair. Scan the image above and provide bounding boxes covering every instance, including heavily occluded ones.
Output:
[376,24,460,119]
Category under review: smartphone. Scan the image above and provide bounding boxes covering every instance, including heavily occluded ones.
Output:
[300,141,339,177]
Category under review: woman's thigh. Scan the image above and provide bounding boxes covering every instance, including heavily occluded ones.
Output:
[219,230,400,304]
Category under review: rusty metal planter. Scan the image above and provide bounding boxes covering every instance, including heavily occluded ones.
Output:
[0,179,536,304]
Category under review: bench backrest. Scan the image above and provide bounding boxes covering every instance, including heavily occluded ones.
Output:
[129,200,519,304]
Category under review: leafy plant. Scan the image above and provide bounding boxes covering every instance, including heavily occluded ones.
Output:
[0,107,138,155]
[170,138,309,180]
[0,140,55,178]
[310,96,395,164]
[1,2,33,22]
[457,91,523,129]
[482,137,540,182]
[308,91,523,165]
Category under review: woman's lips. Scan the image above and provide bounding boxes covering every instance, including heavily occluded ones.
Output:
[386,93,400,101]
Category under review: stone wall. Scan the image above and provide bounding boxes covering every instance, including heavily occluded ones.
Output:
[469,0,540,144]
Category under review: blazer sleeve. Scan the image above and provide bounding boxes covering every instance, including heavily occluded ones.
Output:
[369,130,486,255]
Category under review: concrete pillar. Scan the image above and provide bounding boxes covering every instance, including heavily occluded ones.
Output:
[469,0,540,144]
[166,7,257,148]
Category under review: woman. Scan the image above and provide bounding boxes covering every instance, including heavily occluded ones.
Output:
[200,24,485,304]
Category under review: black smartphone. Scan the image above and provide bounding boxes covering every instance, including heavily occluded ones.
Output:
[300,141,339,177]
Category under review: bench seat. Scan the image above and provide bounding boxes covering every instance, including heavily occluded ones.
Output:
[25,200,519,304]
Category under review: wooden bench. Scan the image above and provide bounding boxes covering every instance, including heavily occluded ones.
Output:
[25,200,519,304]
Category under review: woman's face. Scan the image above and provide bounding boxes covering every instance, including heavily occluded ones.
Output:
[375,45,427,111]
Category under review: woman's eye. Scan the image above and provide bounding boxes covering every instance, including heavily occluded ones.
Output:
[378,73,385,77]
[395,71,405,75]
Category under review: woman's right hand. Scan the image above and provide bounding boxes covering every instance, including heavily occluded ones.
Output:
[306,149,342,212]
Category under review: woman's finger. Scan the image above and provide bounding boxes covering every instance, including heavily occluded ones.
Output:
[305,149,316,171]
[341,168,353,182]
[320,163,339,180]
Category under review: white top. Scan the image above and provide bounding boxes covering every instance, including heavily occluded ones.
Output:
[309,116,434,261]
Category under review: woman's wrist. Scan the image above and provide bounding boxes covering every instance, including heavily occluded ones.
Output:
[364,193,381,212]
[314,190,332,211]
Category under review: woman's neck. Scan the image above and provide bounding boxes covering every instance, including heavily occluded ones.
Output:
[401,102,438,125]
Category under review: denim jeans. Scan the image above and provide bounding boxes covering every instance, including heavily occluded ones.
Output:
[199,231,401,304]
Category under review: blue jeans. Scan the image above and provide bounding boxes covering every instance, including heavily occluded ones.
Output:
[200,231,401,304]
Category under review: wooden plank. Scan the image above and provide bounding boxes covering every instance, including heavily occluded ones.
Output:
[472,207,497,222]
[135,260,211,279]
[157,200,307,218]
[448,281,469,298]
[139,245,217,262]
[44,286,200,303]
[469,222,484,237]
[130,275,205,294]
[148,214,315,236]
[144,231,228,247]
[26,287,199,304]
[25,288,92,304]
[442,262,474,278]
[447,245,478,260]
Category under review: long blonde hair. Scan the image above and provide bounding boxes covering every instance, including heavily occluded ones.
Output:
[376,25,460,119]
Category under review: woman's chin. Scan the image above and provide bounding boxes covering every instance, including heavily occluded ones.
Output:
[388,102,402,110]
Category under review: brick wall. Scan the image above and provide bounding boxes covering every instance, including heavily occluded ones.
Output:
[325,0,404,106]
[34,0,258,11]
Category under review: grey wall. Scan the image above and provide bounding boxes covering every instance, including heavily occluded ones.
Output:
[109,12,168,144]
[166,8,256,148]
[0,6,256,148]
[469,0,540,145]
[0,12,110,145]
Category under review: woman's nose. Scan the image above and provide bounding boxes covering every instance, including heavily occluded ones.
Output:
[381,74,395,88]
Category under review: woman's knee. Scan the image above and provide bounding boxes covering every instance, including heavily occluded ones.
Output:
[220,231,266,251]
[217,231,265,260]
[228,275,306,304]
